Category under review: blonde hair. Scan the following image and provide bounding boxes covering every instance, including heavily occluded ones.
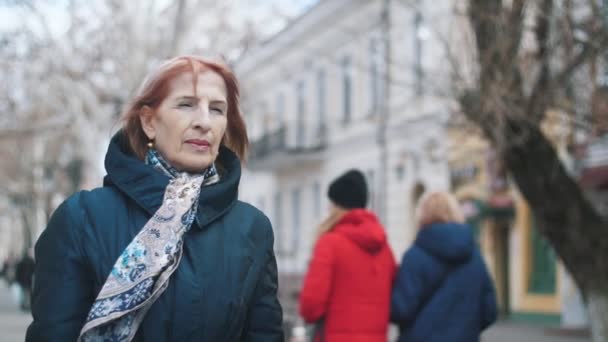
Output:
[416,191,465,228]
[315,204,348,241]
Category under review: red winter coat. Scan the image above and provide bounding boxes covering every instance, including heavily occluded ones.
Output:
[299,209,396,342]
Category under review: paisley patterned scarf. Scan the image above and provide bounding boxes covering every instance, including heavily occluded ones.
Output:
[78,149,220,342]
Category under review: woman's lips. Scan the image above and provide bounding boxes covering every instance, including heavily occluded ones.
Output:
[185,139,210,151]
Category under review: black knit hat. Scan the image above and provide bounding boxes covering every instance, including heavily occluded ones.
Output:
[328,169,368,209]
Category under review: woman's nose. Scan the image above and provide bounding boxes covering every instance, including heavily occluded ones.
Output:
[192,106,212,130]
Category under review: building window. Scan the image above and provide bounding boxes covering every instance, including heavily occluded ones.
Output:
[450,163,480,190]
[317,68,326,134]
[259,101,269,135]
[276,92,285,128]
[273,192,283,254]
[395,164,406,181]
[313,182,321,219]
[291,187,301,253]
[413,7,425,95]
[341,56,352,124]
[257,196,266,213]
[411,182,426,224]
[296,80,306,146]
[369,38,380,115]
[366,169,375,211]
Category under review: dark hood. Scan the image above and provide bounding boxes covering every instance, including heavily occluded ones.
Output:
[103,131,241,229]
[334,209,388,254]
[415,223,474,264]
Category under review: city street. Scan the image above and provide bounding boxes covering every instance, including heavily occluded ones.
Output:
[0,282,31,342]
[1,0,607,341]
[0,280,591,342]
[481,322,590,342]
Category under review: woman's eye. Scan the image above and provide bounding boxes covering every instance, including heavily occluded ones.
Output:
[211,107,224,114]
[178,102,195,108]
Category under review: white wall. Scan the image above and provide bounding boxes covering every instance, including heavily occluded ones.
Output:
[237,0,454,274]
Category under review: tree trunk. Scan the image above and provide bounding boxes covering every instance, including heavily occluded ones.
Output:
[496,120,608,339]
[499,121,608,292]
[463,0,608,336]
[588,290,608,342]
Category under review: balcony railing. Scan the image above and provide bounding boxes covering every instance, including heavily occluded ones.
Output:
[249,125,288,161]
[576,134,608,188]
[582,135,608,169]
[248,123,328,169]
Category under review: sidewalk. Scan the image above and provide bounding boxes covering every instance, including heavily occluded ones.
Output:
[482,321,591,342]
[0,281,32,342]
[0,279,592,342]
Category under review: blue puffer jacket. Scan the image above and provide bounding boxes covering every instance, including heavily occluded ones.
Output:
[391,223,497,342]
[26,132,284,342]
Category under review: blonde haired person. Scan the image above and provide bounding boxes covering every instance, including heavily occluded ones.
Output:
[416,191,465,226]
[299,170,396,342]
[391,191,497,342]
[314,205,348,240]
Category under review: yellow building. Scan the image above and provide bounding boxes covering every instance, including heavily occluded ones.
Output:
[447,114,576,324]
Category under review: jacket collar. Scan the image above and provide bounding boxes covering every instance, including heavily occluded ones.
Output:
[103,131,241,229]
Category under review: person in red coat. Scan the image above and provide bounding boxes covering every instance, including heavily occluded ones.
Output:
[299,169,396,342]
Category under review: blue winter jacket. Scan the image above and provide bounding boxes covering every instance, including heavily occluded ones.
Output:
[391,223,497,342]
[26,132,284,342]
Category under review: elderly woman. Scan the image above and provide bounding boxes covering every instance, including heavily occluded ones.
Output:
[390,191,497,342]
[26,56,283,341]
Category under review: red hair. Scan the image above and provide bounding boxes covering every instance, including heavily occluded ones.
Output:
[122,55,248,161]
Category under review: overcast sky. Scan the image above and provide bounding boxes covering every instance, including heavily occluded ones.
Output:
[0,0,319,37]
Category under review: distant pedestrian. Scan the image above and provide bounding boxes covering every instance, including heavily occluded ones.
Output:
[15,252,35,311]
[391,191,497,342]
[3,256,17,285]
[0,259,8,280]
[299,169,396,342]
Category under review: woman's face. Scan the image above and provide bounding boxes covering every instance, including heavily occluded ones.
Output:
[140,70,228,173]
